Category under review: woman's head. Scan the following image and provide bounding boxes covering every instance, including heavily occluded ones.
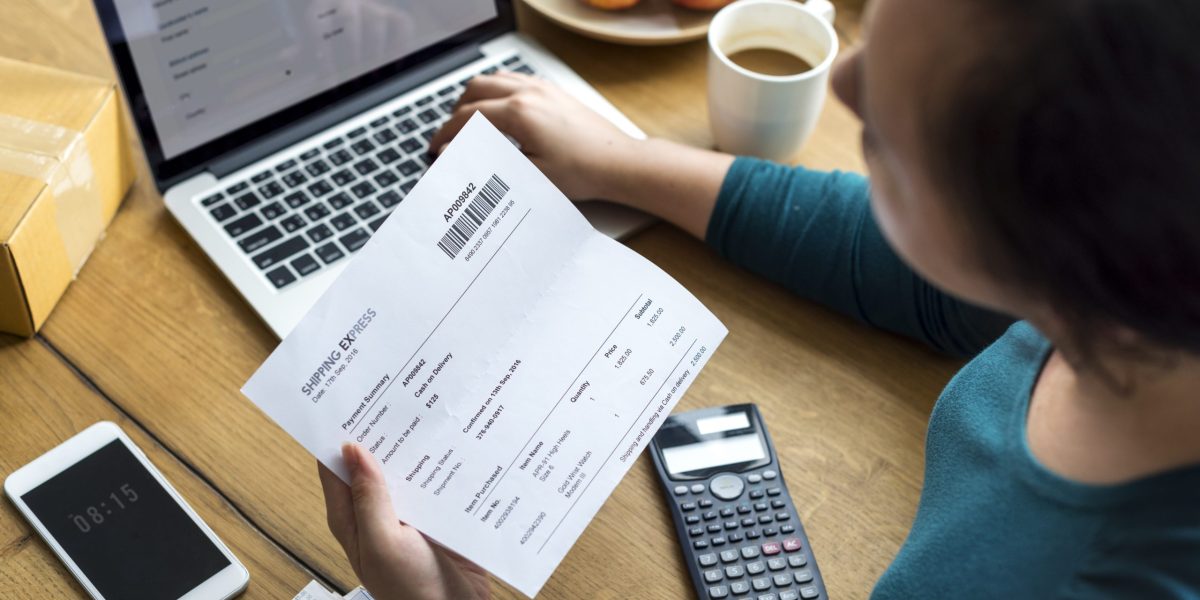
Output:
[833,0,1200,359]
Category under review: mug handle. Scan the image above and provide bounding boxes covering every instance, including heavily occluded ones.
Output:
[802,0,836,24]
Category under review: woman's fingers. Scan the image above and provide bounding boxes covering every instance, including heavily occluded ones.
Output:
[343,443,402,550]
[456,73,525,105]
[429,97,521,154]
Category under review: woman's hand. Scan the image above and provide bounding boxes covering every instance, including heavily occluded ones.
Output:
[318,444,490,600]
[430,71,638,201]
[430,72,734,240]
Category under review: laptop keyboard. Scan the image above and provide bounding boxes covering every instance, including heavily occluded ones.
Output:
[195,54,537,290]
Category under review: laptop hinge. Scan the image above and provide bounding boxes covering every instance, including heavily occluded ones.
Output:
[208,44,485,179]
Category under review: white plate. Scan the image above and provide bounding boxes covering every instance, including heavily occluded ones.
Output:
[523,0,724,46]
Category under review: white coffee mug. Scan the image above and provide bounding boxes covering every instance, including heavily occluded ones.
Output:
[708,0,839,160]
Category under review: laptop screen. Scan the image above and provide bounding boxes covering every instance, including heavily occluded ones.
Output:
[109,1,498,160]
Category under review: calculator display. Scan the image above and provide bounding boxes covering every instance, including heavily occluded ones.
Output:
[661,433,767,476]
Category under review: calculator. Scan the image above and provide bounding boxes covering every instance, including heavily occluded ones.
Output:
[650,404,827,600]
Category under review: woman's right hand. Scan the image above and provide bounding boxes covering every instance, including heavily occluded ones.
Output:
[430,71,640,202]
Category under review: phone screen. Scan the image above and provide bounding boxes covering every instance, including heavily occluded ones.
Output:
[21,440,231,600]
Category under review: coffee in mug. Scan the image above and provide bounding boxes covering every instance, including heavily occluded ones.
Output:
[726,47,815,77]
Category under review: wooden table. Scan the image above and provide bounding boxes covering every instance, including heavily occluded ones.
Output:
[0,1,963,598]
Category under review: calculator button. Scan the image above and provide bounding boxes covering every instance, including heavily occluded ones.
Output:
[720,508,735,518]
[750,490,765,500]
[780,592,800,600]
[758,515,772,524]
[737,504,752,514]
[732,581,752,595]
[787,553,808,568]
[764,527,779,537]
[699,499,714,508]
[767,488,782,497]
[712,536,728,546]
[699,553,719,567]
[686,515,701,525]
[725,565,745,579]
[720,549,739,563]
[724,521,739,531]
[775,513,791,522]
[782,538,803,552]
[754,503,769,512]
[762,470,778,480]
[674,485,689,496]
[793,570,814,584]
[752,577,771,591]
[741,545,761,559]
[741,518,756,527]
[710,474,745,501]
[774,574,793,587]
[682,502,698,512]
[690,527,705,537]
[691,484,706,494]
[799,585,820,599]
[781,525,796,534]
[747,474,763,484]
[771,500,786,509]
[704,511,719,521]
[729,533,745,543]
[708,585,730,599]
[704,569,723,583]
[762,542,782,555]
[694,540,710,550]
[746,561,766,575]
[767,557,787,571]
[759,594,779,600]
[746,530,761,540]
[708,524,722,533]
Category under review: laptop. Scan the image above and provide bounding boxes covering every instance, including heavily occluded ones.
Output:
[92,0,652,337]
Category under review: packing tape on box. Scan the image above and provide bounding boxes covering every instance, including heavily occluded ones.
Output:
[0,113,101,275]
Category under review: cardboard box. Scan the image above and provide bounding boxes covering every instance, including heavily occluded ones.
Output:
[0,57,134,336]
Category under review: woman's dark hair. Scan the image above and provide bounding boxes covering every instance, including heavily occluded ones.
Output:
[927,0,1200,363]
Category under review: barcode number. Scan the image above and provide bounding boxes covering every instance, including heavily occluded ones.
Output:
[436,174,510,259]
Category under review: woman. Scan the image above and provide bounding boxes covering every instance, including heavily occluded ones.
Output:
[317,0,1200,597]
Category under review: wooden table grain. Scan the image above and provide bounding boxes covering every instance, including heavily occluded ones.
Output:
[0,1,963,598]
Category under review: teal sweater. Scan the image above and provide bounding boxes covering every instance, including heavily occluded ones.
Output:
[707,157,1200,598]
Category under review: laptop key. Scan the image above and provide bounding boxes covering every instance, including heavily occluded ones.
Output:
[323,138,344,150]
[329,192,354,210]
[396,118,418,134]
[502,55,520,66]
[300,148,320,161]
[399,138,422,154]
[351,139,376,155]
[350,181,377,199]
[354,202,380,220]
[439,100,457,114]
[259,181,285,198]
[331,169,356,186]
[284,191,310,209]
[238,225,283,253]
[210,203,237,222]
[291,253,321,277]
[353,158,379,176]
[251,170,272,183]
[378,190,401,208]
[400,180,417,194]
[415,95,434,106]
[306,159,331,177]
[347,126,367,139]
[305,204,331,221]
[329,149,353,165]
[482,65,498,74]
[417,109,439,124]
[397,160,421,177]
[315,242,345,264]
[369,116,390,128]
[233,191,262,210]
[340,228,371,252]
[224,213,263,237]
[200,192,224,206]
[515,64,535,75]
[331,212,356,231]
[307,223,333,243]
[280,214,306,233]
[282,170,308,188]
[225,181,249,195]
[309,180,334,197]
[253,236,308,269]
[437,85,456,97]
[421,128,436,142]
[373,128,398,144]
[374,171,399,188]
[265,265,297,289]
[275,159,298,173]
[378,148,402,164]
[368,214,389,232]
[261,201,286,220]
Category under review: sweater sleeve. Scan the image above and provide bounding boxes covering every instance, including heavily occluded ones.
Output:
[706,156,1013,357]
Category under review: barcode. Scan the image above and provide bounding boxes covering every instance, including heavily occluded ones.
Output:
[437,174,510,259]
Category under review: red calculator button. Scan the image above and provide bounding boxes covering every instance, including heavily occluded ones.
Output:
[783,538,803,552]
[762,542,782,555]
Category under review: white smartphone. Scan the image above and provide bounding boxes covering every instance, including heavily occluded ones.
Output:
[4,421,250,600]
